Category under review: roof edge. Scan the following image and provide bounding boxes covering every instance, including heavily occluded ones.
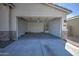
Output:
[42,3,72,14]
[68,15,79,20]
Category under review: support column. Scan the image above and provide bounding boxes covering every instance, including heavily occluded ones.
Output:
[9,6,17,40]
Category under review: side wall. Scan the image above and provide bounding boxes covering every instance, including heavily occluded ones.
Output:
[68,18,79,37]
[18,18,28,37]
[48,18,61,37]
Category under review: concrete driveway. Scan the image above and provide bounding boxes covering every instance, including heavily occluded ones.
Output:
[0,33,72,56]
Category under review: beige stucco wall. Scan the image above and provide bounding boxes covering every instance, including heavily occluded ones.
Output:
[10,3,66,38]
[10,3,65,30]
[0,5,9,31]
[68,18,79,37]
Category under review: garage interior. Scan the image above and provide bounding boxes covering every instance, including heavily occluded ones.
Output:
[17,16,61,39]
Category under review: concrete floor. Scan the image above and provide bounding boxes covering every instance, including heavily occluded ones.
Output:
[0,33,72,56]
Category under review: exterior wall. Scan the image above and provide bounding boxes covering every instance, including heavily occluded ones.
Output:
[0,3,67,40]
[62,22,68,39]
[27,22,44,33]
[10,3,66,38]
[62,16,68,39]
[0,5,10,41]
[11,3,65,30]
[48,18,61,37]
[68,18,79,37]
[0,5,9,31]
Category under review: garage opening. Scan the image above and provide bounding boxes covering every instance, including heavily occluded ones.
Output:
[16,16,61,39]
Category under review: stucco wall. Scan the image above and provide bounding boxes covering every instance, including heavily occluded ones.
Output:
[68,18,79,37]
[48,19,61,37]
[10,3,66,38]
[10,3,65,31]
[0,5,10,41]
[0,3,67,40]
[0,5,9,31]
